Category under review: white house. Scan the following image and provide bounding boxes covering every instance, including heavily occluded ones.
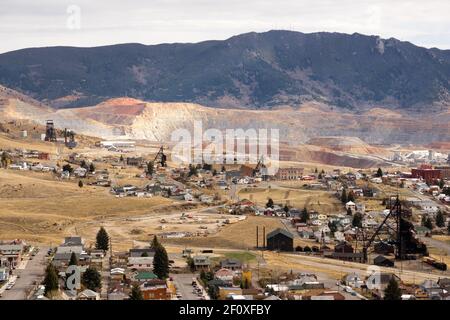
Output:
[345,201,356,211]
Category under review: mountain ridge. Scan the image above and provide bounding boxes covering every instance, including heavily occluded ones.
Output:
[1,30,450,110]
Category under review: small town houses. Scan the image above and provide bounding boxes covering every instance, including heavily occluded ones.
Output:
[0,240,27,270]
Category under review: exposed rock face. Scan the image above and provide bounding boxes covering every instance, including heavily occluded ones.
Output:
[2,93,448,146]
[1,30,450,109]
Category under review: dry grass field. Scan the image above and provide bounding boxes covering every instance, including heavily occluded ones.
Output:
[238,185,342,214]
[164,216,286,249]
[0,169,174,244]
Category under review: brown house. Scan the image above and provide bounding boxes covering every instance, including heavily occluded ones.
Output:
[141,279,169,300]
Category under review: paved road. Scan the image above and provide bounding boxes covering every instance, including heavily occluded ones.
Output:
[0,247,48,300]
[171,273,203,300]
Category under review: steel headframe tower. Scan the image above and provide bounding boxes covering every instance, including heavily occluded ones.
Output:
[154,146,167,167]
[363,195,403,263]
[45,120,57,142]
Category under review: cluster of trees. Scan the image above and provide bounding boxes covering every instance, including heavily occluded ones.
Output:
[80,160,95,173]
[43,228,171,300]
[44,261,102,297]
[384,278,402,300]
[340,189,355,204]
[422,211,447,231]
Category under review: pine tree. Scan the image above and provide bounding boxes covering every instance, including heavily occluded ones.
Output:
[266,198,274,208]
[283,204,289,214]
[147,161,154,176]
[150,235,160,249]
[78,180,83,188]
[43,263,59,297]
[341,189,348,204]
[436,211,445,228]
[421,214,427,226]
[89,163,95,173]
[347,191,355,202]
[384,277,402,300]
[69,252,78,266]
[300,207,309,223]
[352,213,363,228]
[347,207,353,216]
[62,164,73,173]
[153,243,170,279]
[129,284,144,300]
[376,168,383,177]
[81,267,102,291]
[96,227,109,251]
[439,179,445,189]
[424,217,434,230]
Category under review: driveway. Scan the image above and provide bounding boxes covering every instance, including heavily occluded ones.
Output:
[0,246,48,300]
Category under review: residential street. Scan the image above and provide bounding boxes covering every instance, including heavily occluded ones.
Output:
[0,247,48,300]
[171,273,203,300]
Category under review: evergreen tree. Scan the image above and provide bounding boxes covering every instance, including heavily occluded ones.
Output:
[283,204,289,214]
[439,179,445,190]
[147,161,154,176]
[300,207,309,223]
[328,221,338,234]
[43,263,59,296]
[436,211,445,228]
[80,160,88,169]
[78,180,83,188]
[221,165,226,173]
[212,169,217,176]
[188,164,198,177]
[129,284,144,300]
[208,285,219,300]
[120,155,124,162]
[150,235,160,249]
[347,191,355,202]
[421,214,427,226]
[62,164,73,173]
[95,227,109,251]
[68,252,78,266]
[341,189,348,204]
[352,213,363,228]
[448,223,450,235]
[424,217,434,230]
[266,198,274,208]
[89,163,95,173]
[347,207,353,216]
[384,277,402,300]
[153,243,170,279]
[81,267,102,291]
[376,168,383,177]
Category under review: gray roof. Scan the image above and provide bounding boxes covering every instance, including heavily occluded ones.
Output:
[267,228,293,240]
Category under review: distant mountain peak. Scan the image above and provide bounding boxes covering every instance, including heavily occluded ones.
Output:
[0,30,449,110]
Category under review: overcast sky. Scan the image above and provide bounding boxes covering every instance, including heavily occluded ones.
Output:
[1,0,450,53]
